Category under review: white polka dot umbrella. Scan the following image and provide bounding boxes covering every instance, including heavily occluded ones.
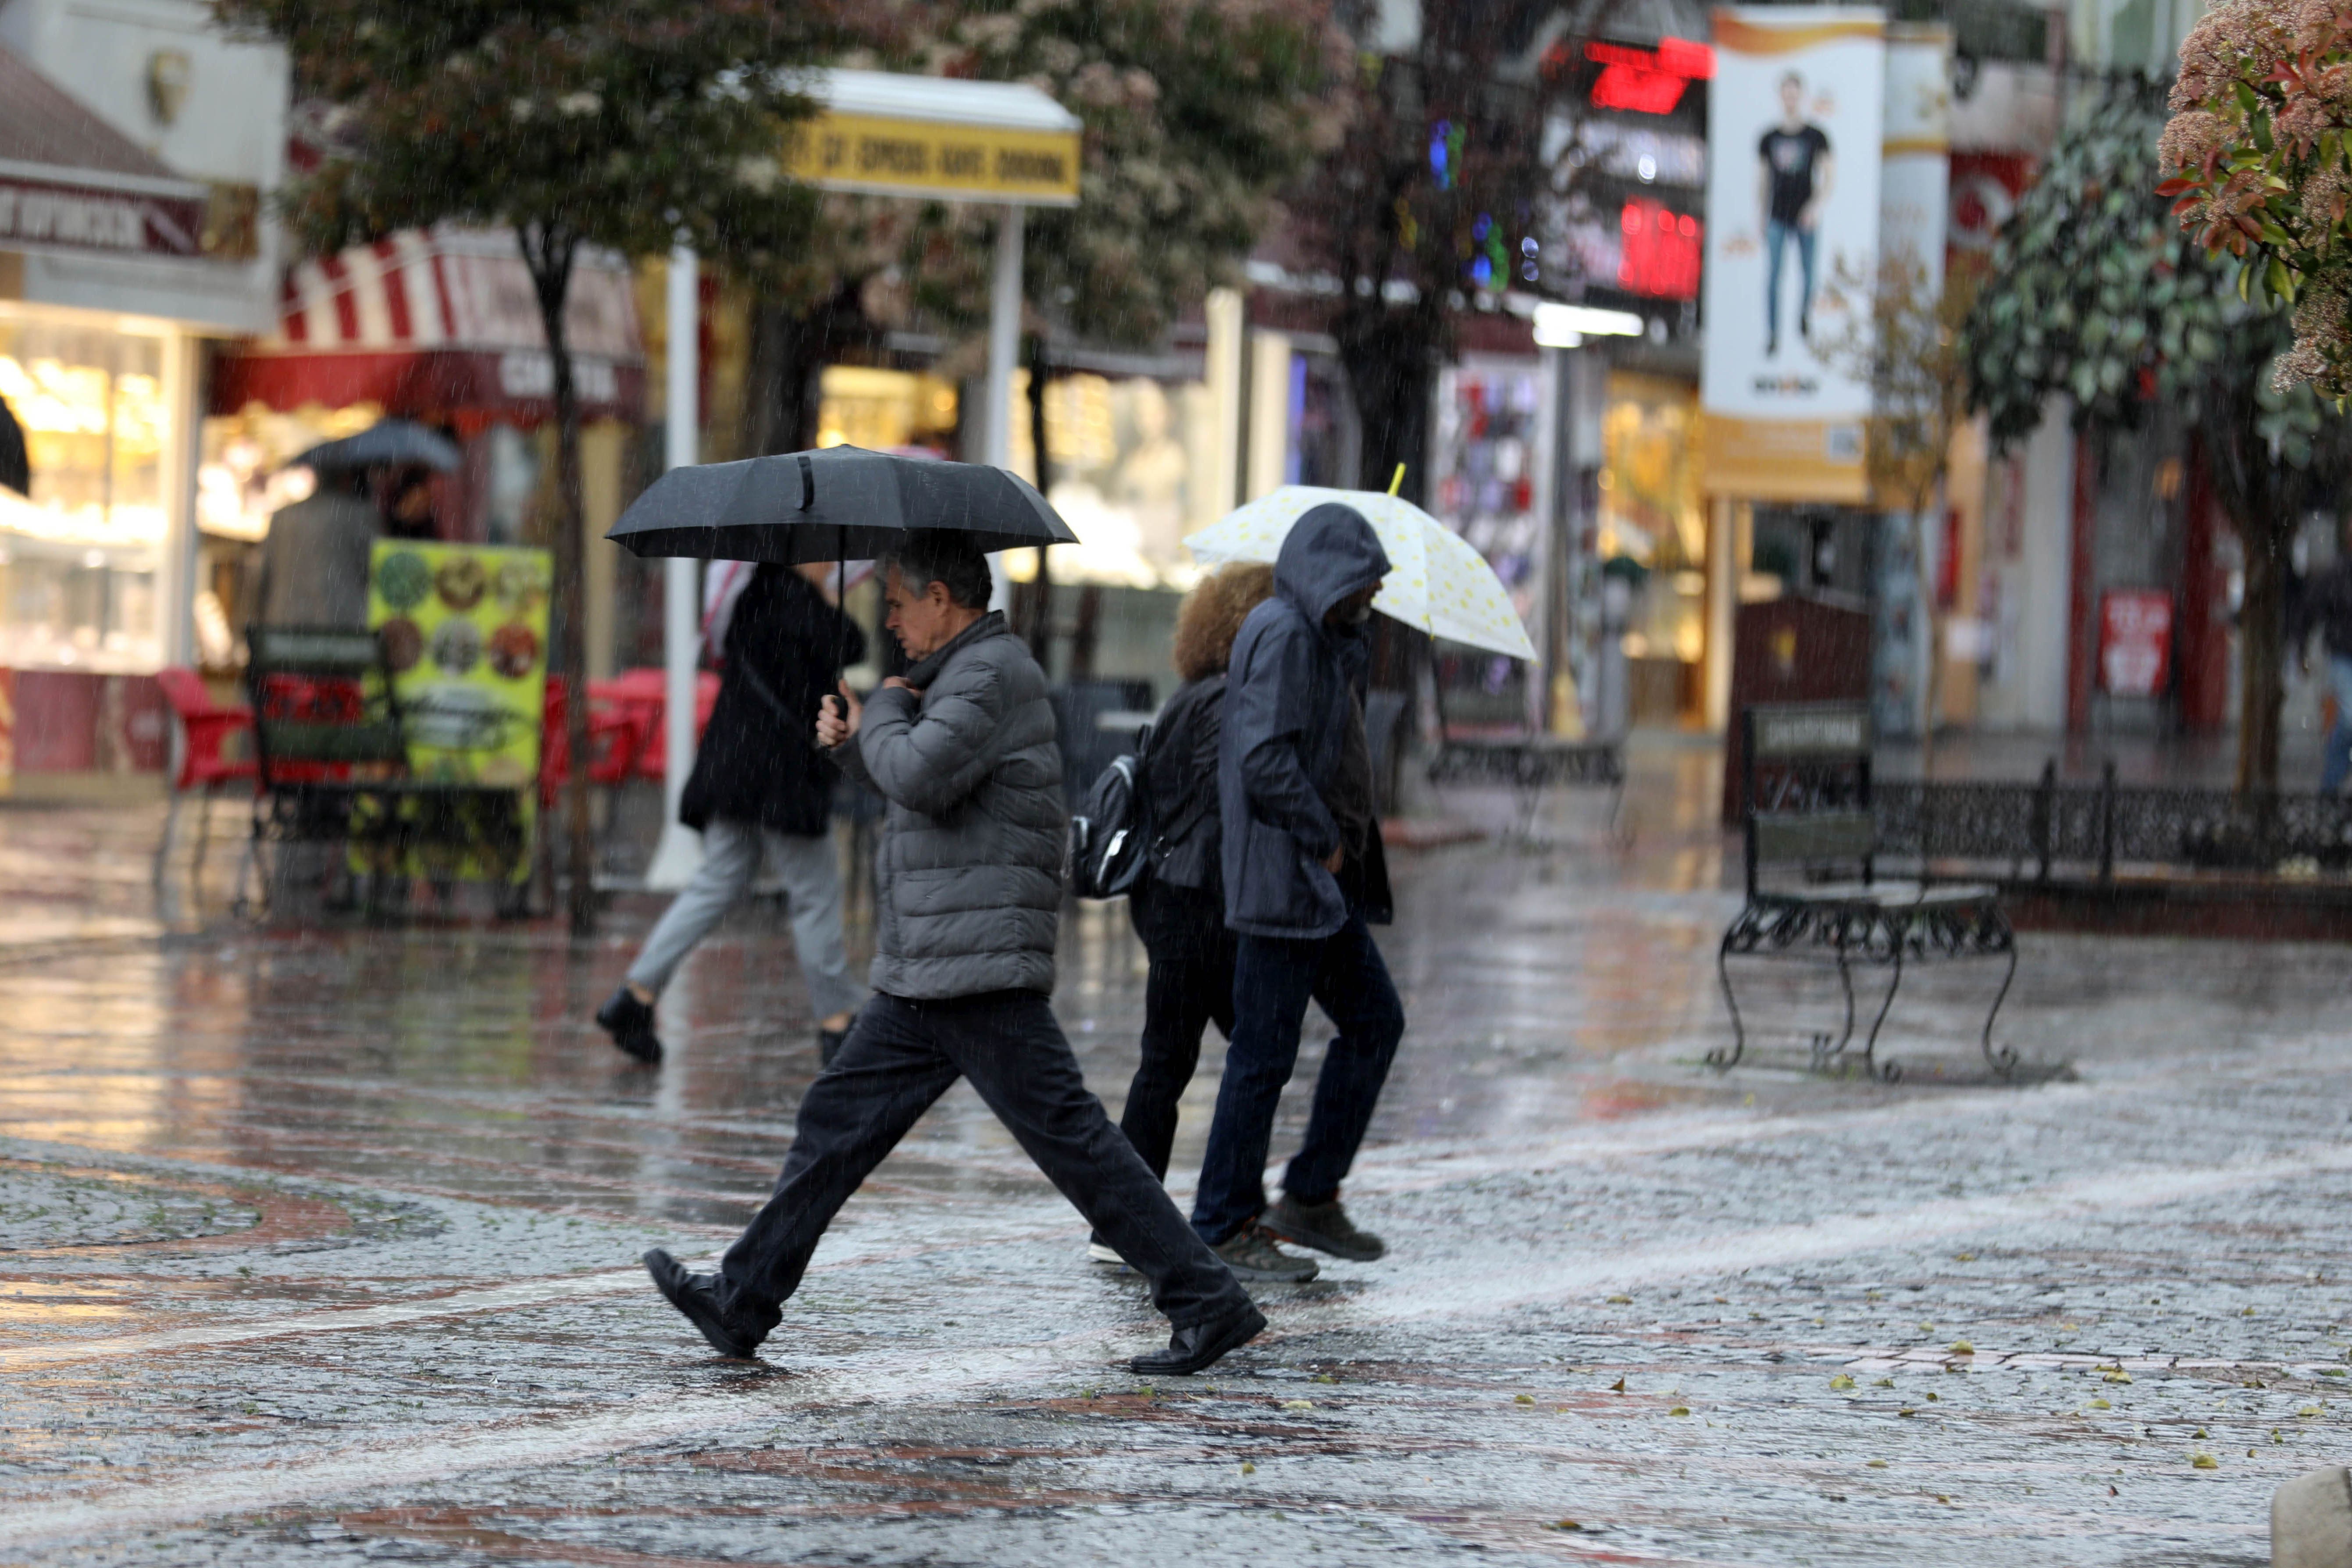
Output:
[1183,486,1536,660]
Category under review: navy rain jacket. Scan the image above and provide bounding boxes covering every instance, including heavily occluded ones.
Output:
[1217,502,1396,940]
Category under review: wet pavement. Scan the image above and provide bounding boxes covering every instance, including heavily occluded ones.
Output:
[4,747,2351,1566]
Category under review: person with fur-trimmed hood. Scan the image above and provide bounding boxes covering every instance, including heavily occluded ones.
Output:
[1087,563,1275,1267]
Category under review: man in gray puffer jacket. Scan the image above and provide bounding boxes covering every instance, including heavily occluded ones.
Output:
[645,529,1262,1377]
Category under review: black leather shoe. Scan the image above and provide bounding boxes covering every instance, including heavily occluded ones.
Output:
[642,1248,763,1358]
[596,987,663,1065]
[1129,1303,1266,1376]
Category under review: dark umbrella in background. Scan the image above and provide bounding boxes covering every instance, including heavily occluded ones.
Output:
[0,393,29,497]
[607,445,1078,672]
[293,419,462,474]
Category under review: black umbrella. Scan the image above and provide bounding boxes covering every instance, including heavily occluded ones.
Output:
[604,445,1076,565]
[608,445,1076,679]
[294,419,461,473]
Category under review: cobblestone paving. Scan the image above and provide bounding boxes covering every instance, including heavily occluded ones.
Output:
[1,784,2348,1565]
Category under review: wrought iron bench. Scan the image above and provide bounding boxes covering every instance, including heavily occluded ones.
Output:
[1710,703,2017,1081]
[1425,733,1626,840]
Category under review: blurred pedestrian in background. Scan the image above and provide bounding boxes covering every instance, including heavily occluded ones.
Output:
[253,465,385,631]
[597,561,866,1065]
[644,529,1263,1376]
[2295,514,2352,794]
[1192,503,1403,1282]
[0,392,28,497]
[1089,562,1273,1266]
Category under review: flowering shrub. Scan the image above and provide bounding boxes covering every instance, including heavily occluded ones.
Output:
[2161,0,2352,392]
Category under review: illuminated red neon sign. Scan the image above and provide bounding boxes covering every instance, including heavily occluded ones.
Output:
[1619,199,1701,298]
[1586,37,1715,114]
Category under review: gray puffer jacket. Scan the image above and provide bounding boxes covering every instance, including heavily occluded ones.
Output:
[833,611,1065,999]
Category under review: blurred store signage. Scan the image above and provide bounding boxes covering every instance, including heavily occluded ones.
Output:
[1571,38,1717,114]
[1534,303,1646,347]
[2098,589,2173,698]
[778,70,1081,207]
[1619,199,1703,298]
[0,167,207,260]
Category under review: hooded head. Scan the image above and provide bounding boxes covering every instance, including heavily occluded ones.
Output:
[1274,503,1390,630]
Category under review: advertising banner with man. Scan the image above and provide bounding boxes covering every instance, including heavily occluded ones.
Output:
[1700,7,1885,502]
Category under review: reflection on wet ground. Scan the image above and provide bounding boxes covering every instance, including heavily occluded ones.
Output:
[0,748,2346,1565]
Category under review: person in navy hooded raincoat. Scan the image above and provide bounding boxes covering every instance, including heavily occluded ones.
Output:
[1190,502,1405,1281]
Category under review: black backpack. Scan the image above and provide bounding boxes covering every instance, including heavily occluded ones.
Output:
[1071,727,1152,900]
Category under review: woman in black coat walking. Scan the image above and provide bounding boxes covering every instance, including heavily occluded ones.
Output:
[597,563,867,1065]
[1090,563,1274,1261]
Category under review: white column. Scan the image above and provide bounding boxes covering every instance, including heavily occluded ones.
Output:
[158,329,203,669]
[1529,347,1561,734]
[643,245,705,891]
[984,203,1023,610]
[1244,330,1292,502]
[1204,288,1244,516]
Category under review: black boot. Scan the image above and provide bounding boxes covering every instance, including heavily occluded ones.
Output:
[595,986,663,1064]
[642,1248,766,1358]
[1129,1303,1266,1376]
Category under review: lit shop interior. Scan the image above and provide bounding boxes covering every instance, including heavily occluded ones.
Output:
[0,308,178,676]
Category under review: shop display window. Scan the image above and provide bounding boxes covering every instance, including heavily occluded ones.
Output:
[0,314,171,673]
[1430,363,1547,724]
[1596,372,1706,722]
[1003,369,1219,590]
[814,367,959,456]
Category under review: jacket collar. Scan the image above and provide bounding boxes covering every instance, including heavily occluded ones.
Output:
[904,609,1006,687]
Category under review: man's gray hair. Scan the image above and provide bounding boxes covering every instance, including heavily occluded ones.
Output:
[884,528,993,611]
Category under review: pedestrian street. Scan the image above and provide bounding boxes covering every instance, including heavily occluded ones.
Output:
[1,783,2348,1566]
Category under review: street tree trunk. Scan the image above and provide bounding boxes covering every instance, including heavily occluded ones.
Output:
[1911,496,1944,778]
[520,223,595,933]
[742,284,872,457]
[2201,369,2300,798]
[1011,334,1054,656]
[1336,311,1438,506]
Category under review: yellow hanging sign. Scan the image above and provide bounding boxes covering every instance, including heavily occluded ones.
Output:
[782,112,1081,206]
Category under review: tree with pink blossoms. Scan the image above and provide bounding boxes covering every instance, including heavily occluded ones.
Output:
[2162,0,2352,396]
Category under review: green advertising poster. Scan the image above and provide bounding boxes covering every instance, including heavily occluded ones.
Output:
[366,540,552,881]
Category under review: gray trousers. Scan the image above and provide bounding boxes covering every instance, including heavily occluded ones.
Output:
[627,818,865,1023]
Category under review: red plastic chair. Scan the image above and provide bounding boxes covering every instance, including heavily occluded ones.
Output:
[606,668,719,780]
[154,667,257,890]
[539,678,644,807]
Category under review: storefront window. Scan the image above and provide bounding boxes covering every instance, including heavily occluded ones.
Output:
[0,314,171,672]
[814,366,958,456]
[1600,372,1706,716]
[1431,362,1547,725]
[1005,370,1219,589]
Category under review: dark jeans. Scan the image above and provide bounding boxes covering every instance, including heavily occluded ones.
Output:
[1190,912,1405,1246]
[716,988,1250,1329]
[1119,880,1238,1182]
[1764,218,1818,344]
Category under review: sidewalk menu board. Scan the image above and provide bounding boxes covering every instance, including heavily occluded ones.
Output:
[367,541,551,787]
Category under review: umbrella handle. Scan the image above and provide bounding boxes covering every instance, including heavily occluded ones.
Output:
[837,525,848,680]
[1388,463,1407,497]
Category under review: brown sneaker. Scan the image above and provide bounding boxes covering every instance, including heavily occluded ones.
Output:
[1212,1222,1319,1283]
[1263,1194,1385,1261]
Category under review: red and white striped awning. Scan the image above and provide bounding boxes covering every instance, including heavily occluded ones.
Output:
[211,226,645,428]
